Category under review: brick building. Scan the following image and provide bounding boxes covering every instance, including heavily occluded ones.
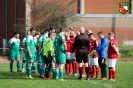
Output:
[0,0,133,47]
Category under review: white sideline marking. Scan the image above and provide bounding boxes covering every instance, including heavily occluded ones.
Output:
[89,81,114,88]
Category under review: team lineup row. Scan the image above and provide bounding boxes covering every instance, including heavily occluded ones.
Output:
[8,27,120,81]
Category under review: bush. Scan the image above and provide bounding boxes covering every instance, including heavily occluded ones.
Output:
[119,45,133,58]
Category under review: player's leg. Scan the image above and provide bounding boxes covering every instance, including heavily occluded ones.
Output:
[94,58,99,78]
[26,53,34,78]
[83,50,89,80]
[55,63,60,80]
[59,64,65,80]
[108,59,113,80]
[91,58,95,78]
[112,59,117,81]
[10,51,15,72]
[21,60,26,72]
[21,51,26,72]
[16,52,20,72]
[51,56,56,78]
[82,63,85,77]
[65,60,69,74]
[10,60,14,72]
[27,62,33,78]
[89,58,93,78]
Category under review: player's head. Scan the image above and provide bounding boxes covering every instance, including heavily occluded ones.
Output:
[86,30,92,35]
[34,31,40,38]
[45,29,49,33]
[108,32,114,39]
[70,30,75,37]
[89,33,94,40]
[30,28,36,36]
[59,27,66,35]
[98,31,104,39]
[14,32,20,38]
[50,27,55,33]
[48,32,55,39]
[27,30,30,35]
[79,27,85,33]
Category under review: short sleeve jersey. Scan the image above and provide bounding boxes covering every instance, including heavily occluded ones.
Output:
[55,34,65,55]
[38,33,48,46]
[66,39,71,52]
[8,38,20,52]
[25,35,35,53]
[91,39,98,58]
[22,37,26,45]
[108,38,118,59]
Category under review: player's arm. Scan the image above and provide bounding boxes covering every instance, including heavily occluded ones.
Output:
[72,36,77,52]
[96,38,108,51]
[111,41,120,57]
[26,36,32,58]
[8,39,13,49]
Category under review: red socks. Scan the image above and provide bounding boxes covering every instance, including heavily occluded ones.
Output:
[65,63,73,74]
[96,67,99,77]
[109,69,116,80]
[112,70,116,80]
[92,66,96,78]
[82,65,85,75]
[65,64,69,74]
[69,63,73,74]
[109,69,113,79]
[89,66,92,77]
[73,62,78,74]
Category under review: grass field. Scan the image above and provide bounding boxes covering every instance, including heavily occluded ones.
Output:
[0,62,133,88]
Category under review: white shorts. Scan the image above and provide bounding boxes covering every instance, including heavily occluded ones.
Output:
[66,52,76,60]
[90,58,93,66]
[108,59,117,68]
[92,58,98,66]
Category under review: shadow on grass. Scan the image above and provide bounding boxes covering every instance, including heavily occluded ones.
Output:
[0,71,41,80]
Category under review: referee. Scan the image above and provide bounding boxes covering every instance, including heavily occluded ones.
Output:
[72,27,90,80]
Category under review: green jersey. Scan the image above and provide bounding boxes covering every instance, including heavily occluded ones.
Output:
[8,37,20,60]
[25,35,35,54]
[8,37,20,52]
[55,34,66,64]
[55,34,65,55]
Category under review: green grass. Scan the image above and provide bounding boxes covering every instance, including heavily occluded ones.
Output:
[0,63,133,88]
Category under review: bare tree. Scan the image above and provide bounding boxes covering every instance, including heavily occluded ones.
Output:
[15,0,77,33]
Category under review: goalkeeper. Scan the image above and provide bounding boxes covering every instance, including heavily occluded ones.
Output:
[42,32,55,79]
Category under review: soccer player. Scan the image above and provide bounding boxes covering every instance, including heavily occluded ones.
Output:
[8,32,20,72]
[25,28,36,78]
[65,31,73,75]
[31,31,40,76]
[54,27,66,80]
[108,32,120,81]
[88,33,99,79]
[72,27,90,80]
[69,30,78,76]
[42,32,55,79]
[21,30,30,72]
[96,31,108,80]
[37,30,49,77]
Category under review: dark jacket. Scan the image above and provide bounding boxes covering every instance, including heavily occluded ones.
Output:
[72,33,90,51]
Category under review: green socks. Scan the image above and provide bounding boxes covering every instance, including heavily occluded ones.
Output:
[27,66,32,77]
[17,62,20,71]
[59,69,63,80]
[22,63,26,71]
[55,70,59,80]
[37,63,41,76]
[10,62,13,72]
[32,63,37,73]
[52,66,56,78]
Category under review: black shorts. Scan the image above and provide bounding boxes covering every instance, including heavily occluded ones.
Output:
[76,49,88,63]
